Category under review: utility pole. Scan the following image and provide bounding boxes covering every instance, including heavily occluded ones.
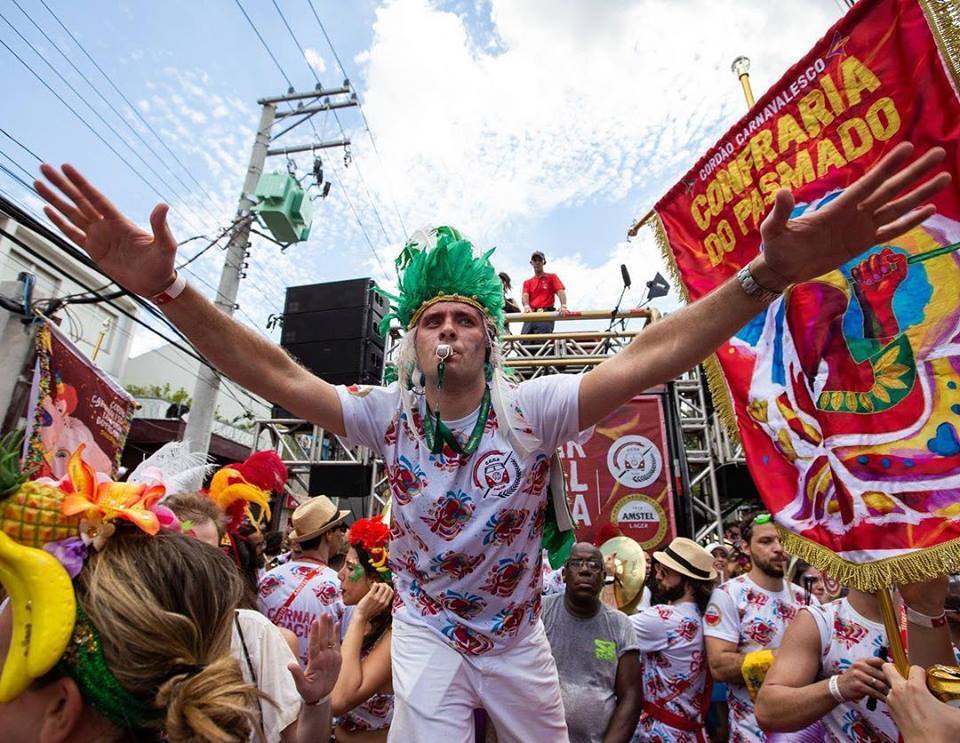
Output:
[183,86,356,455]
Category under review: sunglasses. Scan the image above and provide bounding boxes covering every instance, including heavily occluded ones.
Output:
[566,558,603,572]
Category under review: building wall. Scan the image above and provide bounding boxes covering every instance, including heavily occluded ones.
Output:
[0,213,138,380]
[122,342,271,447]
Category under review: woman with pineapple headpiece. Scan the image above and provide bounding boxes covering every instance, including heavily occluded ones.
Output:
[0,435,340,742]
[36,144,950,740]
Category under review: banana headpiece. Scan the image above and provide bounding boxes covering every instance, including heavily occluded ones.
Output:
[0,445,180,712]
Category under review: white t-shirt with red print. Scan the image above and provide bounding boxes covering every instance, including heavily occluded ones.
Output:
[703,575,810,743]
[630,601,710,743]
[257,560,346,665]
[806,598,898,743]
[336,375,585,656]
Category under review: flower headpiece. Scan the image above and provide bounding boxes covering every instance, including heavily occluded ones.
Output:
[377,225,505,335]
[0,441,184,711]
[347,515,391,582]
[206,450,285,533]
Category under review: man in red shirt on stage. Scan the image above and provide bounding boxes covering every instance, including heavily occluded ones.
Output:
[521,250,568,334]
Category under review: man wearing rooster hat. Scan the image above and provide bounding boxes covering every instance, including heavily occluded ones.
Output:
[34,141,951,739]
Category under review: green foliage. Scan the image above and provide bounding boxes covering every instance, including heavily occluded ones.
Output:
[124,383,192,406]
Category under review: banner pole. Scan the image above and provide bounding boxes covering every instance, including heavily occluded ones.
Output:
[877,586,910,677]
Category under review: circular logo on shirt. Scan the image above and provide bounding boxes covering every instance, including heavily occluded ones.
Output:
[607,435,662,489]
[610,493,667,549]
[472,450,521,498]
[704,602,722,627]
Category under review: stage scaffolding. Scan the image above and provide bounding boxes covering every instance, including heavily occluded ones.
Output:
[254,308,737,541]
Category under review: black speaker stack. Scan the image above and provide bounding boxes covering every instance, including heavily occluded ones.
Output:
[274,278,387,418]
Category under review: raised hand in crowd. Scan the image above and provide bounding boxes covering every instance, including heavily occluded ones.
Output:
[286,615,342,743]
[355,582,394,624]
[289,614,342,704]
[882,663,960,743]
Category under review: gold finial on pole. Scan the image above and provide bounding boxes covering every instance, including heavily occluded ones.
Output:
[731,56,756,108]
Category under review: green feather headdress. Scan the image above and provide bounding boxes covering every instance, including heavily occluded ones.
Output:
[377,225,505,335]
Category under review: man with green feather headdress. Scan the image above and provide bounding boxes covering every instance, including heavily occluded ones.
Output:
[35,142,950,740]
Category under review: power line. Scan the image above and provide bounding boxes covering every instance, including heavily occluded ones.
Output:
[260,0,399,254]
[272,0,320,85]
[37,0,221,206]
[327,160,387,275]
[230,0,388,280]
[0,35,209,236]
[0,215,266,415]
[9,0,223,228]
[268,4,399,249]
[0,153,35,188]
[305,0,409,239]
[0,138,276,330]
[233,0,293,88]
[0,10,211,235]
[0,126,42,163]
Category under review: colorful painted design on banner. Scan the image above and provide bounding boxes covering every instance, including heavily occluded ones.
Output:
[558,394,677,550]
[652,0,960,588]
[23,321,136,479]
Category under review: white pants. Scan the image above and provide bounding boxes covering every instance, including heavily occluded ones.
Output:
[389,618,569,743]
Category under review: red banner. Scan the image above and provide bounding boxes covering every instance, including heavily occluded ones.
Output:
[652,0,960,588]
[559,393,678,551]
[24,321,136,479]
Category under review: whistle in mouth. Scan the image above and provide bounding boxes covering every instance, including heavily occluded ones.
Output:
[436,344,452,360]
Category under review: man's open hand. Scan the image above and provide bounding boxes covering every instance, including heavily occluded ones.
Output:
[36,163,179,297]
[755,143,949,289]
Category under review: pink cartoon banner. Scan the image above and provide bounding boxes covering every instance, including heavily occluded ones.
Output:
[24,320,136,479]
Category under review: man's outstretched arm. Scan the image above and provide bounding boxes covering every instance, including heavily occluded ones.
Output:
[35,163,346,434]
[579,142,949,430]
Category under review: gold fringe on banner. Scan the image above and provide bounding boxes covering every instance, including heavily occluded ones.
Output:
[777,526,960,593]
[702,353,741,442]
[649,213,689,304]
[920,0,960,89]
[648,213,742,443]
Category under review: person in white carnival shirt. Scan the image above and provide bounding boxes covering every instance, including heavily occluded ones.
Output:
[756,577,956,742]
[704,513,814,743]
[36,143,950,741]
[258,496,348,666]
[631,538,717,743]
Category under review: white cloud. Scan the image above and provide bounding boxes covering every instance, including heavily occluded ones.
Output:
[304,48,328,75]
[350,0,837,303]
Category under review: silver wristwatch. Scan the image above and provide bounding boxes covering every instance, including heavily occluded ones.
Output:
[736,264,782,304]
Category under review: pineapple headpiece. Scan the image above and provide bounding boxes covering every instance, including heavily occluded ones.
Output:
[377,226,505,335]
[0,434,182,724]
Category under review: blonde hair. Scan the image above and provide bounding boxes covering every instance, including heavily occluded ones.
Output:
[164,491,226,539]
[76,529,264,742]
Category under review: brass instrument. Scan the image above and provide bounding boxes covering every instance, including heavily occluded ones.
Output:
[599,536,647,613]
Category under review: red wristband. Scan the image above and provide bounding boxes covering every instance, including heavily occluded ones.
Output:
[150,273,186,305]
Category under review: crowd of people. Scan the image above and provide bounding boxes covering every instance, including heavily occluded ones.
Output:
[1,140,956,741]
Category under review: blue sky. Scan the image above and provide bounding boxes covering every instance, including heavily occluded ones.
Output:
[1,0,845,354]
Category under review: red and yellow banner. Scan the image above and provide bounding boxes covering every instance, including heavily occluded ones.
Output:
[559,392,678,552]
[652,0,960,589]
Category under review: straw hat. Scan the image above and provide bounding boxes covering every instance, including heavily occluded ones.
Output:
[653,537,717,581]
[287,496,350,543]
